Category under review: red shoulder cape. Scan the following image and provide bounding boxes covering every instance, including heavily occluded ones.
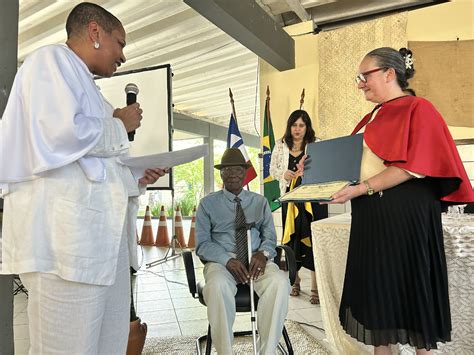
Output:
[352,96,473,203]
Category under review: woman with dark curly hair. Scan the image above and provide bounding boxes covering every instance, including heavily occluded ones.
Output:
[270,110,328,304]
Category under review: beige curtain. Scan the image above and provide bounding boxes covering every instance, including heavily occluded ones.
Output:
[409,40,474,128]
[318,13,408,139]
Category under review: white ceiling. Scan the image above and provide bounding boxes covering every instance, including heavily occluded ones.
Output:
[17,0,445,136]
[18,0,261,135]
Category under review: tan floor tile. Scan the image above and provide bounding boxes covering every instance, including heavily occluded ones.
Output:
[137,298,174,312]
[138,309,177,325]
[171,297,203,309]
[134,289,171,302]
[146,322,181,338]
[169,287,192,299]
[294,306,322,323]
[179,319,209,336]
[175,306,208,322]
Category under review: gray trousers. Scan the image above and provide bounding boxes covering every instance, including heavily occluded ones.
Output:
[203,262,291,354]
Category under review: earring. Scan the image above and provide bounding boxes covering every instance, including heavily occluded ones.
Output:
[94,41,100,49]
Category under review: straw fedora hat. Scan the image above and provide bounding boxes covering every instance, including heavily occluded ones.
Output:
[214,148,251,170]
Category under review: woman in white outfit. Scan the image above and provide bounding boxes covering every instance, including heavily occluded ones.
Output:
[0,3,167,354]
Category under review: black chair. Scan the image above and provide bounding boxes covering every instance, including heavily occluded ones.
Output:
[183,245,297,355]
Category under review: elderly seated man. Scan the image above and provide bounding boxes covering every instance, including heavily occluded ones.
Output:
[195,148,291,354]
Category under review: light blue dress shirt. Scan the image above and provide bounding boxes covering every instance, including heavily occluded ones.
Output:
[195,188,277,266]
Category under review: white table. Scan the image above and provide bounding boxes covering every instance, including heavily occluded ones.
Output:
[312,213,474,355]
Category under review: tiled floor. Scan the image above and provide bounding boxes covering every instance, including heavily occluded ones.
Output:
[13,245,328,354]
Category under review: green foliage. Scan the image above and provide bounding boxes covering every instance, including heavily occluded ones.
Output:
[150,204,161,217]
[172,142,203,216]
[166,205,174,218]
[177,199,195,217]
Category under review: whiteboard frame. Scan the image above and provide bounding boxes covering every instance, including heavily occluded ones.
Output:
[96,64,173,191]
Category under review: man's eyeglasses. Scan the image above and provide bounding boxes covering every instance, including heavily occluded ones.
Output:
[221,166,246,175]
[355,67,387,84]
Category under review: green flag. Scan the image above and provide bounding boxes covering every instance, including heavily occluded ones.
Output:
[262,93,280,211]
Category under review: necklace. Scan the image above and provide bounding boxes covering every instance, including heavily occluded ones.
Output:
[291,141,303,151]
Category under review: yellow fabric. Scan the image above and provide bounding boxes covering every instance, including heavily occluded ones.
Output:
[282,177,313,246]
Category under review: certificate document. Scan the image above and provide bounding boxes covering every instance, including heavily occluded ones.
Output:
[279,181,350,202]
[277,134,363,202]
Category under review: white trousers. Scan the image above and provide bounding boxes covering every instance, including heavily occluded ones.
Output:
[203,262,291,355]
[20,230,130,355]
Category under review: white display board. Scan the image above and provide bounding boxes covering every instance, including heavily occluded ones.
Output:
[96,65,173,189]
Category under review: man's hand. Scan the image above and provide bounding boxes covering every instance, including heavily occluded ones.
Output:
[138,168,169,185]
[114,103,143,133]
[226,258,250,284]
[249,251,267,280]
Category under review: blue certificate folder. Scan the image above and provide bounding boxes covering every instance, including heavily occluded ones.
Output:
[279,134,363,202]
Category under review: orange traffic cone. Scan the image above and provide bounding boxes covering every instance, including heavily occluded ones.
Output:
[155,206,170,247]
[139,206,154,246]
[174,206,186,247]
[187,206,197,248]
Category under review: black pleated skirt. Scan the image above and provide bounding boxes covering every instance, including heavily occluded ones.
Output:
[339,178,451,350]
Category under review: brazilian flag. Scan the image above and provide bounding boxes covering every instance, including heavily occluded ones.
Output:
[262,90,280,211]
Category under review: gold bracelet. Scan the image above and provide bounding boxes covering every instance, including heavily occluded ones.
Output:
[363,180,375,196]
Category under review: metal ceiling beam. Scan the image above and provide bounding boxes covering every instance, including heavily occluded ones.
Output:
[285,0,311,21]
[174,112,260,148]
[310,0,450,31]
[184,0,295,71]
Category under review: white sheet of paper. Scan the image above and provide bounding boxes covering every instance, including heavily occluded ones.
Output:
[119,144,209,179]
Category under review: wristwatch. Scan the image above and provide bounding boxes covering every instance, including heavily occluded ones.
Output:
[363,180,375,196]
[261,250,270,260]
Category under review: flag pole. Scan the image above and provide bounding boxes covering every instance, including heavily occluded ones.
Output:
[266,85,270,139]
[299,88,305,109]
[229,88,238,127]
[266,85,270,114]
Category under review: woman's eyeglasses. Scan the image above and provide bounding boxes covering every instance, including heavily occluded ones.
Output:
[355,67,387,84]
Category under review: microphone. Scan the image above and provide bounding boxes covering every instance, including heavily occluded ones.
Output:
[125,83,139,141]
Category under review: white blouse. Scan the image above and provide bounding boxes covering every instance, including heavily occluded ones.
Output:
[269,139,291,196]
[0,44,141,285]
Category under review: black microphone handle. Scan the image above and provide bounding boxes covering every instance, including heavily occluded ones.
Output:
[127,92,137,141]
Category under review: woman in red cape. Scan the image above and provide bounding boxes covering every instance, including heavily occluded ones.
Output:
[314,47,473,355]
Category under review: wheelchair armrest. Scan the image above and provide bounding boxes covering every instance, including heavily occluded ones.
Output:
[182,251,198,297]
[275,245,297,286]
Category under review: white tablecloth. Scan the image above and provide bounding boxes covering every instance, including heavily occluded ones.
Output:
[312,213,474,355]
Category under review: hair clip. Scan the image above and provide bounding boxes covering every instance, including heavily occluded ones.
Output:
[404,53,414,70]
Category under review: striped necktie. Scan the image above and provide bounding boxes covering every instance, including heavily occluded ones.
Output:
[234,196,249,267]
